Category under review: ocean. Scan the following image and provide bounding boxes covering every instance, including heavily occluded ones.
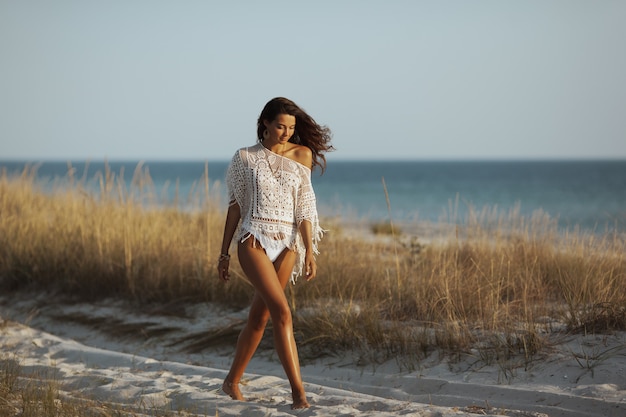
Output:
[2,159,625,234]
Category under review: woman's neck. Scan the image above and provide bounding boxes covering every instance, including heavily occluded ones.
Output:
[262,140,289,155]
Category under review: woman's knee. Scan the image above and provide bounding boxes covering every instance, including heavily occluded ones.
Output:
[270,304,293,329]
[248,310,270,332]
[247,295,270,331]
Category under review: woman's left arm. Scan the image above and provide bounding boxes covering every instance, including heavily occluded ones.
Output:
[299,219,317,281]
[295,145,318,281]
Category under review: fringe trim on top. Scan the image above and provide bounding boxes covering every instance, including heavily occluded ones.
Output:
[238,220,324,284]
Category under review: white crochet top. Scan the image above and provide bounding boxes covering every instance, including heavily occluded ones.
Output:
[226,143,323,282]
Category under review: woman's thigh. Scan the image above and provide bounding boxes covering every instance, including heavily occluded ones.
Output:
[273,247,297,288]
[238,239,296,310]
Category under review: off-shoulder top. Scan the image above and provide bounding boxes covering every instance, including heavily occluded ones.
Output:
[226,143,323,283]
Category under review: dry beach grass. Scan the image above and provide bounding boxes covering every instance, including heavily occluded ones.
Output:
[1,163,625,415]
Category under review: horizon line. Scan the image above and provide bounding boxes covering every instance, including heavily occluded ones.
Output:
[2,156,626,163]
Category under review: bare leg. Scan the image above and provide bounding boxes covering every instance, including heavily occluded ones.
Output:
[222,291,269,401]
[223,240,309,409]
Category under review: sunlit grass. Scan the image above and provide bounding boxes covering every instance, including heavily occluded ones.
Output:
[0,163,252,306]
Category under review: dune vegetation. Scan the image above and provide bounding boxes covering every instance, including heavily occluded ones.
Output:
[1,163,625,368]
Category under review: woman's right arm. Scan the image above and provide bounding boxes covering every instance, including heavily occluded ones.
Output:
[218,202,241,281]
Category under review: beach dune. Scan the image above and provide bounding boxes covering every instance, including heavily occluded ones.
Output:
[2,293,625,417]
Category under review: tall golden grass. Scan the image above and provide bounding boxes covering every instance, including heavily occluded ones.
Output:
[1,164,625,365]
[0,163,253,305]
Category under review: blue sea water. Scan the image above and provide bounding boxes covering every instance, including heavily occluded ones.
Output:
[2,159,625,234]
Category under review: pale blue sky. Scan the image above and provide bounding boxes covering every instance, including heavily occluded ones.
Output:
[1,0,625,161]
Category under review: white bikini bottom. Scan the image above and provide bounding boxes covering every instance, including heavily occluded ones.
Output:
[241,233,289,262]
[265,244,288,262]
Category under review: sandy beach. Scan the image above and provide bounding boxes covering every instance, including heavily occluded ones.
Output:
[1,291,624,417]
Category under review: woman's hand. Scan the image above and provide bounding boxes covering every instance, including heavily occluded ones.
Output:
[218,254,231,281]
[218,203,240,282]
[304,251,317,281]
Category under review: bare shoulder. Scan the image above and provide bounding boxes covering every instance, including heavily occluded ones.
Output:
[289,145,313,169]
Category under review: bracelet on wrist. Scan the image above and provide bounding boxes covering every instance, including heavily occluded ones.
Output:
[218,253,231,262]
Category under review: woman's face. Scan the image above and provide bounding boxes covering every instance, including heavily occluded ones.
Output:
[264,114,296,144]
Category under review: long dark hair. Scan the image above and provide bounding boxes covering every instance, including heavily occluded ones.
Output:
[257,97,334,173]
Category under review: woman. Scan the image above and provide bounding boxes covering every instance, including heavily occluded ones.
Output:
[217,97,333,409]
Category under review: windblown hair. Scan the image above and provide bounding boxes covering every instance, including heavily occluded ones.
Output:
[257,97,334,173]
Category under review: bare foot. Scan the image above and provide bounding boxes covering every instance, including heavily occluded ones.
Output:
[291,392,310,409]
[222,379,244,401]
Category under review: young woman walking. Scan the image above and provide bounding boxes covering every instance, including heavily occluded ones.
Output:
[217,97,333,409]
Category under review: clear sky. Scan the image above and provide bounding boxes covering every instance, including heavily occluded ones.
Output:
[1,0,625,161]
